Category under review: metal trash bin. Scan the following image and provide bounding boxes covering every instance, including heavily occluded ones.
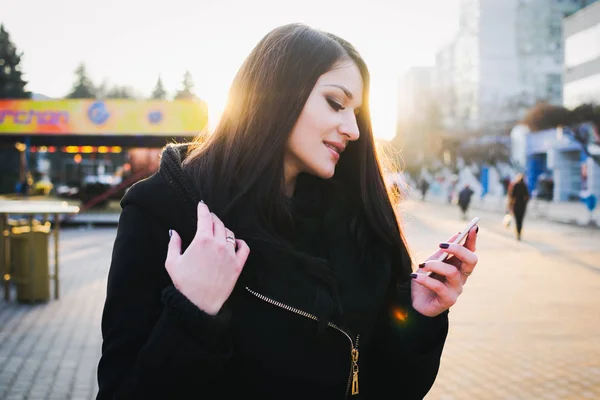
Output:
[10,221,51,303]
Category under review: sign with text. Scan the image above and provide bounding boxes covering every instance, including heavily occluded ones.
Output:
[0,99,208,136]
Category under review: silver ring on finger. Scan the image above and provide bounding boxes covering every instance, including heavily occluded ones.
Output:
[459,268,472,277]
[225,228,236,245]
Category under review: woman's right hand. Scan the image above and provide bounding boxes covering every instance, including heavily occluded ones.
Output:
[165,201,250,315]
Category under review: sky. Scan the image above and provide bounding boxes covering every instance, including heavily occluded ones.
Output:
[2,0,459,140]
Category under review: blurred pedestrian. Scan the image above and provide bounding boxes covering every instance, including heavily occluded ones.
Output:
[97,23,479,400]
[419,177,430,201]
[18,172,32,197]
[501,176,510,195]
[507,173,529,241]
[446,180,456,204]
[457,184,474,220]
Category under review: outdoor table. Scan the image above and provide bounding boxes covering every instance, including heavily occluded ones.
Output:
[0,200,79,301]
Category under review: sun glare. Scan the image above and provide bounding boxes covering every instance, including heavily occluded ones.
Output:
[370,87,398,141]
[202,74,398,140]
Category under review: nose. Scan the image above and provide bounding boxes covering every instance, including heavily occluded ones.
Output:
[338,114,360,141]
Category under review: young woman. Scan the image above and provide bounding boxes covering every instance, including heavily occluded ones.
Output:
[97,23,479,399]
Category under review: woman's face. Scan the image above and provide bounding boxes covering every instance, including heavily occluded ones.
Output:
[284,60,363,183]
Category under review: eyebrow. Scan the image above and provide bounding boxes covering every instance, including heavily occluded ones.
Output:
[324,84,354,100]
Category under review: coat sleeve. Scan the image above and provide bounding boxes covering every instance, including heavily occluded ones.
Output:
[96,204,232,399]
[362,281,449,399]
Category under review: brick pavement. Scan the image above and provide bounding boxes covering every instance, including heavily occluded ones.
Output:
[400,200,600,400]
[0,228,115,400]
[1,202,599,399]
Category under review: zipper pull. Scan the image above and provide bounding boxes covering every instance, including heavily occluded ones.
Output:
[351,348,359,395]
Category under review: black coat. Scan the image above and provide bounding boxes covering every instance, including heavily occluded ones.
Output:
[97,145,449,399]
[509,181,529,216]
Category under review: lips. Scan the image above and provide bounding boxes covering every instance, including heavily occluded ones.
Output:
[323,141,345,154]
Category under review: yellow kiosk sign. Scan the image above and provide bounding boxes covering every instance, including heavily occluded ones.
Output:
[0,99,208,136]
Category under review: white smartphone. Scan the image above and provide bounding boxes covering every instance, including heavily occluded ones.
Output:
[423,217,480,277]
[435,217,480,262]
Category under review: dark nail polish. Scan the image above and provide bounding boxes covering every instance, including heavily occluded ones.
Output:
[169,229,173,237]
[439,243,449,249]
[475,226,479,234]
[418,263,426,268]
[410,273,418,279]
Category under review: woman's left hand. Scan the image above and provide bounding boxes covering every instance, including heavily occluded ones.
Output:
[410,226,479,317]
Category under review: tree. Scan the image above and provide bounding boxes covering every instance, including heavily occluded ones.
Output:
[522,102,600,165]
[95,78,135,99]
[392,98,444,171]
[104,85,135,99]
[66,63,96,99]
[521,102,570,132]
[174,70,197,100]
[0,24,31,99]
[95,78,109,99]
[151,75,167,100]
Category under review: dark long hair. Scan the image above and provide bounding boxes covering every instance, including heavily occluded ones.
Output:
[183,23,413,283]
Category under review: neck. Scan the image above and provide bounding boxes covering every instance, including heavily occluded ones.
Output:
[283,163,298,198]
[284,172,297,198]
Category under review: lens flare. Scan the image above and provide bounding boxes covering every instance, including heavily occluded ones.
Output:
[391,306,409,323]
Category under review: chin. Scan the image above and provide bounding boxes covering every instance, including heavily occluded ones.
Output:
[311,164,336,179]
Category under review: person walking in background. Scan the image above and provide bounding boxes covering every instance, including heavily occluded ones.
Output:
[18,172,32,197]
[447,180,457,204]
[457,184,474,220]
[419,177,430,201]
[507,173,529,241]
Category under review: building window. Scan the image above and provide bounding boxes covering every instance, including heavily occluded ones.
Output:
[546,74,562,101]
[549,25,561,39]
[564,74,600,108]
[565,24,600,68]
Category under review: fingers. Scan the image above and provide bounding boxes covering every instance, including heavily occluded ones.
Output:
[419,261,463,289]
[425,232,461,262]
[165,230,181,271]
[463,225,478,252]
[234,239,250,269]
[196,201,213,239]
[211,213,226,244]
[447,231,461,243]
[194,202,240,255]
[411,272,457,309]
[225,228,235,245]
[437,242,478,270]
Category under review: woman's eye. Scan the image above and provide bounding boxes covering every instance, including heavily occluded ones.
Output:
[327,98,345,112]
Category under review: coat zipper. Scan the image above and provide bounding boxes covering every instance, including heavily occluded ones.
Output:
[245,287,360,397]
